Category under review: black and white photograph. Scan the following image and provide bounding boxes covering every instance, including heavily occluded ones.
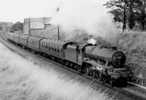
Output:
[0,0,145,100]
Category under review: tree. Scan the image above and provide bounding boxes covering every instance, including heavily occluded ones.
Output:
[136,0,146,30]
[104,0,146,31]
[10,22,23,32]
[105,0,128,31]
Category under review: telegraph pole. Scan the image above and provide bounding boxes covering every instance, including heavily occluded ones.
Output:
[56,0,62,40]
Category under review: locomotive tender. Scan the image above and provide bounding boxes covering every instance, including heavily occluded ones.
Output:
[7,32,132,87]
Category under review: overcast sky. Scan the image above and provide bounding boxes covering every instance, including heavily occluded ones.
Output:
[0,0,118,40]
[0,0,107,22]
[0,0,60,22]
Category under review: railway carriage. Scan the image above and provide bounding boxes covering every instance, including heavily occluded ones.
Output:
[12,33,20,44]
[13,33,20,44]
[40,39,66,58]
[27,36,44,51]
[19,35,29,47]
[7,32,15,42]
[7,32,20,44]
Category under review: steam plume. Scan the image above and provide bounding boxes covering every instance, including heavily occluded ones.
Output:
[51,0,119,41]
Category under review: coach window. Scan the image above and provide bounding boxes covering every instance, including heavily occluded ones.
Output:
[43,42,44,46]
[46,42,47,48]
[45,42,47,47]
[44,42,45,47]
[46,43,48,48]
[43,42,45,47]
[42,42,44,46]
[47,42,49,48]
[48,46,50,50]
[48,43,50,49]
[49,47,51,51]
[57,49,59,53]
[56,46,58,52]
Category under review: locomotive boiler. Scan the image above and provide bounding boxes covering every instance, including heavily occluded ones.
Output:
[82,45,131,86]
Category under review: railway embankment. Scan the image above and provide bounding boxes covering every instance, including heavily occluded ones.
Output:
[117,31,146,87]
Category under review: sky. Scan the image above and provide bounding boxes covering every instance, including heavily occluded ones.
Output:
[0,0,107,22]
[0,0,118,40]
[0,0,60,22]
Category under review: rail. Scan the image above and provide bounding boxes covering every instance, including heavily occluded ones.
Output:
[128,82,146,90]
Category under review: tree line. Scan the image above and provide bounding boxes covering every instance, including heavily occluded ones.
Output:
[104,0,146,31]
[10,22,23,32]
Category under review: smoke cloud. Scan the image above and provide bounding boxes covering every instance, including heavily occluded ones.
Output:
[51,0,119,41]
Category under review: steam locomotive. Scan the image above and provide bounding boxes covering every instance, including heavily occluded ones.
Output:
[6,32,133,87]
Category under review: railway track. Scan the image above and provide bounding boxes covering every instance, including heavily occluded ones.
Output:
[0,32,146,100]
